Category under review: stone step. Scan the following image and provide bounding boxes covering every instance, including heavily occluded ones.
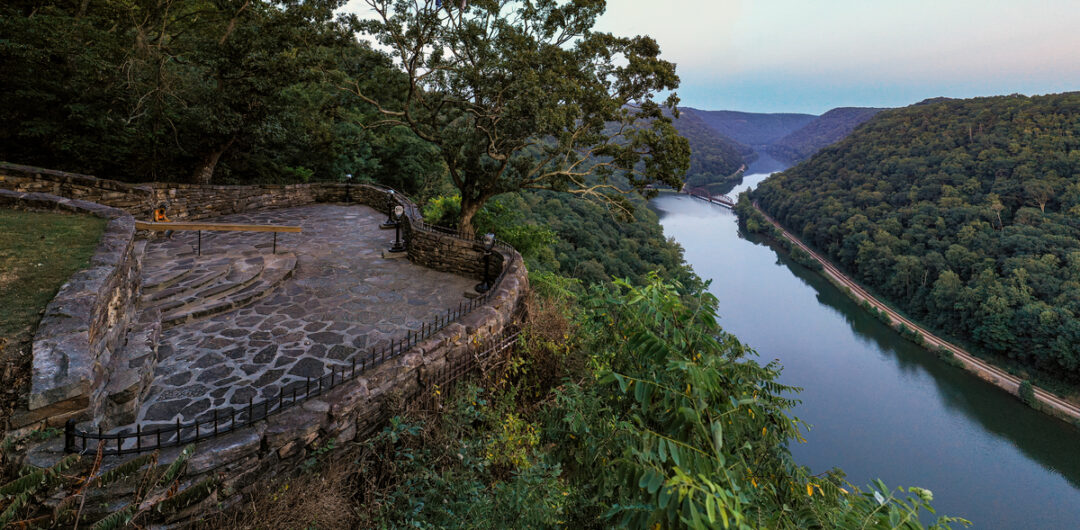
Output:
[140,260,232,304]
[160,253,297,328]
[141,257,200,292]
[144,258,265,317]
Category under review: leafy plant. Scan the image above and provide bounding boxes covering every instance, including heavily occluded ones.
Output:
[1018,380,1037,407]
[0,444,213,528]
[542,273,968,528]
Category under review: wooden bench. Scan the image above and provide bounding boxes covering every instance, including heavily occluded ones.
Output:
[135,221,302,255]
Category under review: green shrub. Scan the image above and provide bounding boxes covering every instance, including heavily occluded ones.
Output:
[1018,380,1037,407]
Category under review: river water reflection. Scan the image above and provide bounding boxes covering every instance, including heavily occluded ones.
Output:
[650,158,1080,529]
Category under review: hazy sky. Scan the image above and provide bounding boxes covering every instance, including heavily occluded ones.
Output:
[344,0,1080,114]
[594,0,1080,114]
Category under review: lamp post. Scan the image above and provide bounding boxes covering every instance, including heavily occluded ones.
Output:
[380,190,397,228]
[474,233,496,293]
[344,173,352,203]
[388,205,407,253]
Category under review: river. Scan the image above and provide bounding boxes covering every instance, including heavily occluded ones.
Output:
[650,154,1080,529]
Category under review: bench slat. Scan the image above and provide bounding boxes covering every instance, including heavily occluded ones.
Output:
[135,221,302,233]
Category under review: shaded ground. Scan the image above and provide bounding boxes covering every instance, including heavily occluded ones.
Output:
[0,210,105,435]
[135,204,475,426]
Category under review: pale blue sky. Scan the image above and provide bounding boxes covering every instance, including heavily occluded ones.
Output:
[344,1,1080,114]
[594,0,1080,113]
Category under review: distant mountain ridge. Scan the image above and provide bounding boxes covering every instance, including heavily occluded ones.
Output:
[767,107,886,164]
[682,109,817,146]
[667,108,756,192]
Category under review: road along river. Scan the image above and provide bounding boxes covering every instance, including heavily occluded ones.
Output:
[650,164,1080,529]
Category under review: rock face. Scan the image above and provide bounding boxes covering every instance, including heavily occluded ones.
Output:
[0,190,141,430]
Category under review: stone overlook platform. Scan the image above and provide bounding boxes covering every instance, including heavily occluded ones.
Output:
[5,167,528,524]
[130,204,475,427]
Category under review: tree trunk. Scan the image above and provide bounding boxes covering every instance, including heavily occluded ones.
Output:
[458,195,485,237]
[190,138,236,185]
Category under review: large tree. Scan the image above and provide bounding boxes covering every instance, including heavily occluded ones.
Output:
[352,0,690,234]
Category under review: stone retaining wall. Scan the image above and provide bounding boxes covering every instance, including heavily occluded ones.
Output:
[0,190,142,433]
[0,162,348,220]
[0,163,153,214]
[147,183,349,221]
[405,224,505,280]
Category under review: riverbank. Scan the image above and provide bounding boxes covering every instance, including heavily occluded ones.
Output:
[750,202,1080,427]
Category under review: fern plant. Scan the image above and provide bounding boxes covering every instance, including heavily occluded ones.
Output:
[0,443,215,528]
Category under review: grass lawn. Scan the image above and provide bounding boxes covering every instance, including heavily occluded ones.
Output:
[0,209,105,434]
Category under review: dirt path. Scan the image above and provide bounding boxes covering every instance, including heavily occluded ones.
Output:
[752,203,1080,424]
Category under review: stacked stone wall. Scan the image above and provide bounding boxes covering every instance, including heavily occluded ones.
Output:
[0,190,142,433]
[147,183,334,221]
[404,225,505,280]
[0,163,358,221]
[0,163,153,214]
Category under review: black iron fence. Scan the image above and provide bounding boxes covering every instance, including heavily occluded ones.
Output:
[65,185,522,455]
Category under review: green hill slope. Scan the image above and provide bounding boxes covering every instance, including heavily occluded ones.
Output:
[670,108,754,191]
[752,92,1080,382]
[685,108,817,146]
[767,107,886,164]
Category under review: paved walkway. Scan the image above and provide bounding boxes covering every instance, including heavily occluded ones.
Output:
[134,205,475,426]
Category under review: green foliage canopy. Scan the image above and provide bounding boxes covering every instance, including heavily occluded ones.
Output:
[353,0,690,233]
[0,0,443,188]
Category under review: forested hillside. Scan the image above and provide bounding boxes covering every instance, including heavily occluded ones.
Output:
[671,108,753,192]
[767,107,886,164]
[752,92,1080,381]
[685,108,816,146]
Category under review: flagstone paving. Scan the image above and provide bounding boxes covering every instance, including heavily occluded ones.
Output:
[133,204,475,427]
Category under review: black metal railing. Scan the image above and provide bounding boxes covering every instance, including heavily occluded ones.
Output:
[65,185,522,455]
